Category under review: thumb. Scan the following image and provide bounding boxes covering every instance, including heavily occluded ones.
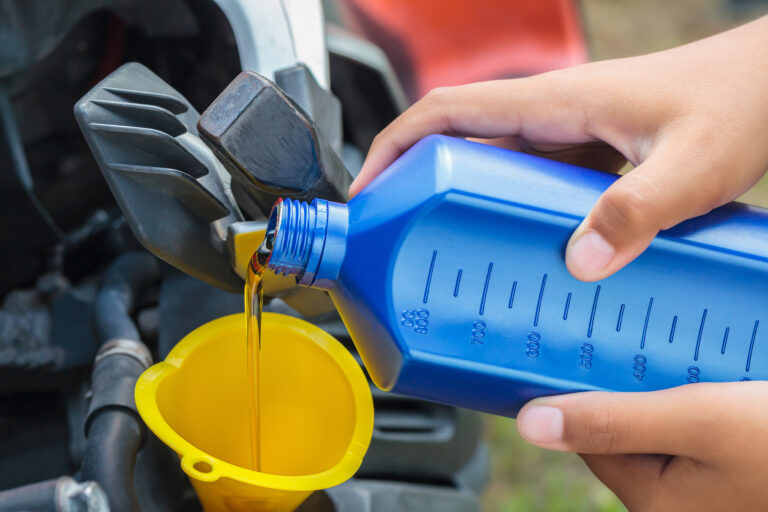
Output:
[516,383,760,458]
[565,144,728,281]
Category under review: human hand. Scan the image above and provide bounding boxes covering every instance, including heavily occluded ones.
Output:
[515,382,768,511]
[350,16,768,282]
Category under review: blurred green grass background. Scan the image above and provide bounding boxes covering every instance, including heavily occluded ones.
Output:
[481,1,768,510]
[482,416,624,512]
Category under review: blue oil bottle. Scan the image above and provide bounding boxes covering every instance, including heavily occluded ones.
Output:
[261,134,768,416]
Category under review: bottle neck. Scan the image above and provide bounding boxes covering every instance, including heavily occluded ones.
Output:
[265,198,348,287]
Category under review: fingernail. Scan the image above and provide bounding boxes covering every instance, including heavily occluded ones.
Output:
[567,230,615,276]
[518,405,564,444]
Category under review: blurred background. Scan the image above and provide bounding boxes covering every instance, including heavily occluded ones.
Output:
[483,1,768,511]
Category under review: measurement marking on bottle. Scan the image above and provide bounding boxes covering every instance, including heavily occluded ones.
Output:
[423,250,437,304]
[534,274,547,327]
[587,286,601,338]
[563,293,572,320]
[721,327,730,354]
[616,304,625,332]
[479,263,493,315]
[746,320,759,372]
[453,269,463,297]
[508,281,518,309]
[669,316,678,343]
[640,298,654,349]
[694,309,707,361]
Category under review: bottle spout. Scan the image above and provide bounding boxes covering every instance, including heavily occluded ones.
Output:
[264,198,349,287]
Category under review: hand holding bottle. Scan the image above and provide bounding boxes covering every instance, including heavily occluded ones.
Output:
[351,15,768,283]
[352,15,768,510]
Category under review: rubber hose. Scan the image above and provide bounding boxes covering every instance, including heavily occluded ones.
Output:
[82,410,143,512]
[93,252,160,342]
[0,478,57,512]
[83,251,158,512]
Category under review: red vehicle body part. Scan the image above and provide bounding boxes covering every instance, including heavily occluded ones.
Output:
[337,0,588,101]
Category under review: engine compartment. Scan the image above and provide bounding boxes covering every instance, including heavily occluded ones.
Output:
[0,1,488,510]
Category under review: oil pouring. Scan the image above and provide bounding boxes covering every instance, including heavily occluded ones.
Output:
[244,256,264,471]
[242,226,278,471]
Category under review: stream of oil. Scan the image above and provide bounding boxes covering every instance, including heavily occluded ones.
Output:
[243,230,276,472]
[244,256,264,471]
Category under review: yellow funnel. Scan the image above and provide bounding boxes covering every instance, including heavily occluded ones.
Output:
[135,313,374,511]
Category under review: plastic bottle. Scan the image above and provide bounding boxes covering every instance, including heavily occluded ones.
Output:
[262,134,768,416]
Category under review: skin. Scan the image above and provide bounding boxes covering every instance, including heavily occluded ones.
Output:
[350,15,768,511]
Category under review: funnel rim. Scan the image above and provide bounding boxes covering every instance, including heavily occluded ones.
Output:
[135,312,373,491]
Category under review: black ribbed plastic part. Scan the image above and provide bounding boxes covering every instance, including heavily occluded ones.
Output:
[74,62,244,292]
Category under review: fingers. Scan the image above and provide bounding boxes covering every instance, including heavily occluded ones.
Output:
[565,134,734,281]
[350,70,606,197]
[520,141,627,173]
[516,382,768,459]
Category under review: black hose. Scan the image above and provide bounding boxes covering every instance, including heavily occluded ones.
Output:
[0,478,58,512]
[93,251,160,343]
[82,251,159,512]
[82,412,143,512]
[0,476,108,512]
